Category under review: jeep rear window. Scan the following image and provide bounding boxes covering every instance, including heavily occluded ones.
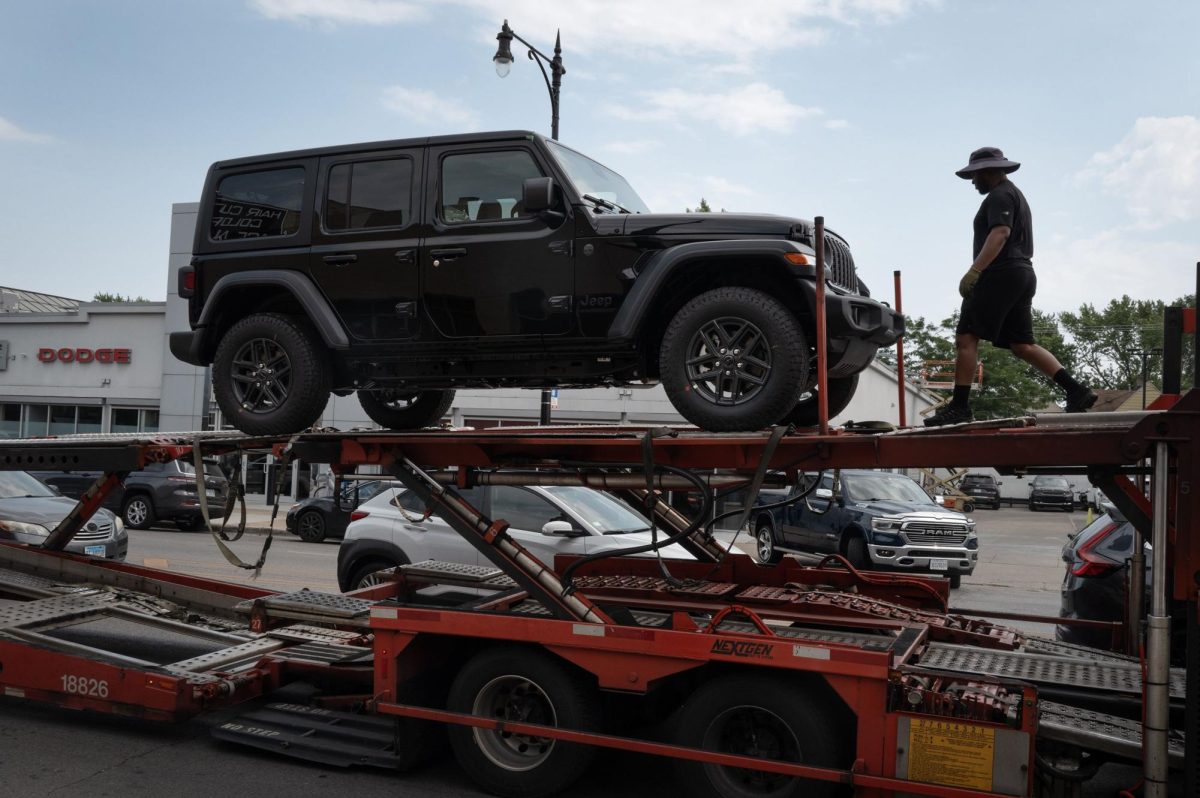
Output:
[440,150,542,223]
[210,168,304,241]
[325,158,413,230]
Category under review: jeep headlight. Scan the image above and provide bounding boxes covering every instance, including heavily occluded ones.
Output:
[0,520,51,538]
[871,516,902,532]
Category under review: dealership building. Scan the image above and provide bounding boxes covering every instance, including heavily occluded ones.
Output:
[0,202,936,490]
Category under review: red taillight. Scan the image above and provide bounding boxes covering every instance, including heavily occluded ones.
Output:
[183,271,195,291]
[349,510,370,522]
[1071,522,1121,577]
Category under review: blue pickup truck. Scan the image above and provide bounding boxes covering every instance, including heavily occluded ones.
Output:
[752,469,979,588]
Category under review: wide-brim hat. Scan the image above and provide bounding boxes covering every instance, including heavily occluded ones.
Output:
[956,146,1020,178]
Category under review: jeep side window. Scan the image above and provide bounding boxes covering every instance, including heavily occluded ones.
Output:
[439,150,543,223]
[325,158,413,231]
[209,167,304,241]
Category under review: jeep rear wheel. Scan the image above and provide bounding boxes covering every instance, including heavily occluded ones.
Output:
[213,313,330,436]
[357,389,455,430]
[784,374,860,427]
[660,288,810,432]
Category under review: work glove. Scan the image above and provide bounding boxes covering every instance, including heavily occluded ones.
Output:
[958,268,981,298]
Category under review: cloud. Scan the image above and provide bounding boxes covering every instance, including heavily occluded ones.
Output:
[251,0,934,60]
[381,86,479,127]
[608,83,822,137]
[1035,228,1197,311]
[0,115,48,143]
[250,0,427,25]
[825,118,850,130]
[644,173,757,213]
[1077,115,1200,229]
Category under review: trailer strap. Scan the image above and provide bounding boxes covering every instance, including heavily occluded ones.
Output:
[193,439,272,576]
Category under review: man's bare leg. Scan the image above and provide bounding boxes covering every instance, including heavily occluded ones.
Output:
[1009,342,1062,378]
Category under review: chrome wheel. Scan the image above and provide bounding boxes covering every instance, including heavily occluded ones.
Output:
[230,338,292,414]
[472,674,558,772]
[685,316,772,407]
[756,526,775,563]
[125,498,149,527]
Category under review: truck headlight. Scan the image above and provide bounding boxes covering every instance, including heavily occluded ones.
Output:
[0,520,51,538]
[871,516,902,532]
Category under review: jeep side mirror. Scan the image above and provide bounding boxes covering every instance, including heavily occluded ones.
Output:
[523,176,556,213]
[541,519,580,537]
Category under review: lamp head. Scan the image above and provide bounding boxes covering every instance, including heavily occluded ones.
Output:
[493,20,514,77]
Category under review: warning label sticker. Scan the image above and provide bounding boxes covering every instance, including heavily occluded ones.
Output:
[907,718,995,791]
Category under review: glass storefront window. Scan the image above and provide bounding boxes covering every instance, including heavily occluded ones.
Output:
[49,405,76,435]
[142,409,159,432]
[111,408,140,434]
[77,406,102,434]
[0,404,19,439]
[22,405,47,437]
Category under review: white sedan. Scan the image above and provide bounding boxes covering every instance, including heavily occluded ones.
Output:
[336,484,693,591]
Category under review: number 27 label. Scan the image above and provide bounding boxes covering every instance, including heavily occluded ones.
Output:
[61,674,109,698]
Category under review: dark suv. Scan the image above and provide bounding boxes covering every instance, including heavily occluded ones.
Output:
[171,131,903,435]
[1028,476,1075,512]
[32,461,228,531]
[959,473,1000,510]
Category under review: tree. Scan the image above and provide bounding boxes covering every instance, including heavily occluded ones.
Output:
[93,292,150,303]
[1059,296,1167,390]
[685,198,712,213]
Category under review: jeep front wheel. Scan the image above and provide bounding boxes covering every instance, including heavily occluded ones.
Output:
[357,389,455,430]
[213,313,331,435]
[660,287,810,432]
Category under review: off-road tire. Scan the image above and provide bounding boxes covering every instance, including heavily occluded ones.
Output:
[660,287,810,432]
[755,520,783,564]
[357,389,455,430]
[122,494,155,530]
[212,313,330,436]
[671,673,843,798]
[295,509,327,543]
[447,646,601,798]
[784,374,860,427]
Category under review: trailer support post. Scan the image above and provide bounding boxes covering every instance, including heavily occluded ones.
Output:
[1144,441,1171,797]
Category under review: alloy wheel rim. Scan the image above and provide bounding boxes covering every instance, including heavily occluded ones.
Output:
[686,317,772,406]
[757,528,772,561]
[299,512,323,538]
[231,338,292,414]
[127,500,147,526]
[471,675,557,771]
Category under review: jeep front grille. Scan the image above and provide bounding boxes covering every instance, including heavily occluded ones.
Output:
[822,233,858,293]
[901,521,970,546]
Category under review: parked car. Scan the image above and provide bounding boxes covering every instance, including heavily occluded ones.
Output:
[1028,476,1075,511]
[33,461,228,531]
[337,484,690,591]
[171,130,904,436]
[285,479,399,542]
[752,469,978,588]
[959,473,1001,510]
[0,470,128,560]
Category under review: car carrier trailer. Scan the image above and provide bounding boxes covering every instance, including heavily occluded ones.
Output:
[0,387,1195,798]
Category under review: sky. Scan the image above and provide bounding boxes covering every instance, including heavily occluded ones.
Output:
[1,0,1197,328]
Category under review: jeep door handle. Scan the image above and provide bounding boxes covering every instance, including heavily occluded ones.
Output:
[394,249,415,264]
[322,254,358,267]
[429,247,466,263]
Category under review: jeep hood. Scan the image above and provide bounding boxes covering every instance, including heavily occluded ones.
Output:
[619,212,812,241]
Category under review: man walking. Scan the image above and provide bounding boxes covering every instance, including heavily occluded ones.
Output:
[924,147,1096,426]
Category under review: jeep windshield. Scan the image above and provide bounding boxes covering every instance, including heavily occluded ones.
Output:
[843,473,935,505]
[545,140,651,214]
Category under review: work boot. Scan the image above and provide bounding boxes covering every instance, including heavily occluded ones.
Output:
[1065,386,1098,413]
[923,404,974,427]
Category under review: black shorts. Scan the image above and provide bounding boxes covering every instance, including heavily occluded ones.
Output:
[956,266,1036,349]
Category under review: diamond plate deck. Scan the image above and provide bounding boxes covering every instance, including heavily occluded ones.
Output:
[1039,700,1185,766]
[238,590,373,621]
[922,643,1186,698]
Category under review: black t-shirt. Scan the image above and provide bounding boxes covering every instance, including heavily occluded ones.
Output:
[973,179,1033,269]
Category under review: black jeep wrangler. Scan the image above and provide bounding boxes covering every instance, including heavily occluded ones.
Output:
[171,130,903,435]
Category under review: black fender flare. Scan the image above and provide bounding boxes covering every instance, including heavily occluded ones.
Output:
[198,270,350,350]
[336,538,411,592]
[605,239,815,343]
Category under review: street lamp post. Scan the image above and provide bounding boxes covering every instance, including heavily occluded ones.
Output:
[494,19,565,426]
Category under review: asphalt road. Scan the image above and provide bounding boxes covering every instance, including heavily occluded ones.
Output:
[0,506,1183,796]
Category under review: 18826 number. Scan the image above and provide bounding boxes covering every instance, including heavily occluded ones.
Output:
[61,674,109,698]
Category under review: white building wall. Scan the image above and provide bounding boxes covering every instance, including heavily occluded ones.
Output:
[159,202,208,433]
